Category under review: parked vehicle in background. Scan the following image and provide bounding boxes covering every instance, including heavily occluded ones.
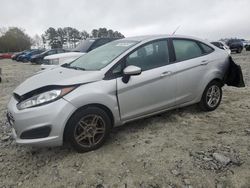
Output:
[0,53,13,59]
[30,49,68,64]
[226,39,243,53]
[41,38,119,70]
[246,44,250,51]
[17,49,45,62]
[211,41,231,54]
[11,50,30,61]
[7,35,244,152]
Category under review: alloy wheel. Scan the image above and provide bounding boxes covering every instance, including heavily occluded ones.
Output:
[206,85,221,108]
[74,114,106,148]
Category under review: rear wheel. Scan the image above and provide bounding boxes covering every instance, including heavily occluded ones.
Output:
[65,107,112,152]
[199,81,222,111]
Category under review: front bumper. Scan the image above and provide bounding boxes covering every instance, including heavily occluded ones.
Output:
[7,97,76,147]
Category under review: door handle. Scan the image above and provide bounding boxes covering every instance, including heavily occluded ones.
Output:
[200,60,208,66]
[160,71,173,77]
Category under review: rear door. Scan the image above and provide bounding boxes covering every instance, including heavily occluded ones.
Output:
[116,39,177,121]
[171,38,214,105]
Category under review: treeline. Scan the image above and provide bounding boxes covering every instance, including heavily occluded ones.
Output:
[0,27,32,52]
[43,27,124,48]
[0,27,125,52]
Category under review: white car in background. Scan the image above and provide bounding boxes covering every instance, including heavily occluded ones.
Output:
[42,52,84,70]
[211,41,231,54]
[41,38,119,70]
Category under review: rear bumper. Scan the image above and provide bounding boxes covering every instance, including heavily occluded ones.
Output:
[229,46,242,50]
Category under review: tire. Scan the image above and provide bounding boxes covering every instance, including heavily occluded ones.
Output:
[237,48,242,53]
[199,80,222,111]
[64,107,112,153]
[22,58,28,63]
[38,59,43,64]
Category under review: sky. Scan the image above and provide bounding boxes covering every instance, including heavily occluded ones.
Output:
[0,0,250,40]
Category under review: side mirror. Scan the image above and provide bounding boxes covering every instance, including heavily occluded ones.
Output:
[122,65,142,83]
[123,65,142,76]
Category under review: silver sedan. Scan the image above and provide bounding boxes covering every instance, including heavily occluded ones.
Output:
[7,35,244,152]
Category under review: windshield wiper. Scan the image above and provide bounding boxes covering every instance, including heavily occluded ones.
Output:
[61,63,85,71]
[67,66,85,71]
[62,63,69,67]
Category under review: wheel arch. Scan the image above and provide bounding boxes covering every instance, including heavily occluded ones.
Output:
[63,103,115,143]
[210,78,224,86]
[196,72,224,103]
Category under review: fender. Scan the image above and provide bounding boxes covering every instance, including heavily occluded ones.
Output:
[63,79,122,127]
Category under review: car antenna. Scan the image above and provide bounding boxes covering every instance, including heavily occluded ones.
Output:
[172,25,181,35]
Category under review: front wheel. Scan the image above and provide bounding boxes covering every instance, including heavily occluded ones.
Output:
[199,81,222,111]
[65,107,112,152]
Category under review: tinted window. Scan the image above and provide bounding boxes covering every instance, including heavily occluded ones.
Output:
[211,42,224,49]
[31,50,42,55]
[47,50,56,55]
[57,49,65,53]
[90,39,111,51]
[173,39,203,61]
[126,40,169,71]
[200,43,214,53]
[73,39,95,52]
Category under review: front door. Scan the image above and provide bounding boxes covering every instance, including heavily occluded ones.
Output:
[117,40,177,121]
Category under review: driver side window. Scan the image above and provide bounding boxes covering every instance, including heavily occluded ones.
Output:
[126,40,169,71]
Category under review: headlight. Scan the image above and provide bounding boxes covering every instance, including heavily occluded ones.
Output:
[17,86,76,110]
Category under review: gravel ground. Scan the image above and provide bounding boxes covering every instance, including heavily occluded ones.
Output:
[0,52,250,188]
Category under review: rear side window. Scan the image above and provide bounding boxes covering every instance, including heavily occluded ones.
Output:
[173,39,203,61]
[126,40,169,71]
[199,43,214,54]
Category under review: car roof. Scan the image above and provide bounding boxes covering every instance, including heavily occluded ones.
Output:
[119,35,209,43]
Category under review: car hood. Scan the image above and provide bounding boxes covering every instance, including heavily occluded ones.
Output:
[14,67,104,96]
[44,52,85,60]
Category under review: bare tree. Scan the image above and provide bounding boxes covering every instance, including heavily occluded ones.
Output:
[32,34,43,49]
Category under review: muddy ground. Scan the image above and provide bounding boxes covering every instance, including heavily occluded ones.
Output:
[0,51,250,188]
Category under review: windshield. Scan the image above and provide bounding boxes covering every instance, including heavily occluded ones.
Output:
[72,39,95,52]
[65,40,138,70]
[41,49,52,55]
